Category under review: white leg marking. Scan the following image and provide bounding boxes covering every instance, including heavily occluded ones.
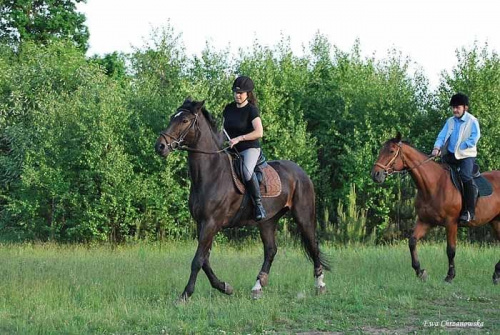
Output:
[252,279,262,291]
[315,273,326,288]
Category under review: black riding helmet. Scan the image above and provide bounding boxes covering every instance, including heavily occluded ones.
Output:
[232,76,254,93]
[449,93,469,107]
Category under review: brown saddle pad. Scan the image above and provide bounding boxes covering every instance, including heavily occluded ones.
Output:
[227,153,282,198]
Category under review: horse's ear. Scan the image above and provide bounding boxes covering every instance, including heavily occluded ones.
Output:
[184,96,193,104]
[194,100,205,110]
[395,132,402,143]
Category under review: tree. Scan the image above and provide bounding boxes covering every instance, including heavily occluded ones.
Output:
[438,43,500,171]
[90,52,128,80]
[301,35,431,238]
[0,0,89,51]
[0,40,137,241]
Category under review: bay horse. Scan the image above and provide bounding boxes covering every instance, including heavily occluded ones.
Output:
[371,133,500,284]
[155,99,330,300]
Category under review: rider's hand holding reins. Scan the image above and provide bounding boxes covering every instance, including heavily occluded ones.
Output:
[230,135,245,148]
[431,148,441,157]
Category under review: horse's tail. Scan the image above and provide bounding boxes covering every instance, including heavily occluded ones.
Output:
[287,161,331,272]
[299,233,332,272]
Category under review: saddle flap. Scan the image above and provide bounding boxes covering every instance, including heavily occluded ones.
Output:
[227,152,281,197]
[448,164,493,197]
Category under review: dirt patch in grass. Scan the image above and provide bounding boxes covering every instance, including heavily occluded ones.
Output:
[296,332,344,335]
[295,327,419,335]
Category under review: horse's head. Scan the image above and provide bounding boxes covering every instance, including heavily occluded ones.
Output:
[155,98,205,157]
[371,132,406,183]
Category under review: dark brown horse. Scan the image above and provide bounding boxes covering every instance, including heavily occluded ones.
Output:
[155,99,330,300]
[371,133,500,284]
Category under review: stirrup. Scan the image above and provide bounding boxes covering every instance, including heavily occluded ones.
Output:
[459,211,474,223]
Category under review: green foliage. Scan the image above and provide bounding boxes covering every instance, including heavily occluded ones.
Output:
[1,24,499,243]
[0,0,89,51]
[330,183,372,244]
[301,36,431,237]
[439,42,500,170]
[90,52,128,80]
[0,41,135,241]
[126,26,193,241]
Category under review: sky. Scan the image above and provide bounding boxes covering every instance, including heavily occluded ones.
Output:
[77,0,500,88]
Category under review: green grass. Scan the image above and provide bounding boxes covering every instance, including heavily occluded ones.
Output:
[0,241,498,334]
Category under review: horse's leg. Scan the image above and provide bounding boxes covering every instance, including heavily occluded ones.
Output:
[203,254,233,295]
[179,223,217,301]
[445,223,458,283]
[491,220,500,285]
[409,221,431,281]
[251,221,278,299]
[290,193,329,294]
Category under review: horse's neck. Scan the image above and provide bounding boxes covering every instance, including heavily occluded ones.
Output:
[404,145,446,198]
[187,120,228,187]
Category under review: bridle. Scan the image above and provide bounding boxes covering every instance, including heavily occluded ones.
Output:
[375,141,436,176]
[159,109,229,154]
[159,109,199,151]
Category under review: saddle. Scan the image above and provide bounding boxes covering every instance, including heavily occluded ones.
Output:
[226,151,282,198]
[447,163,493,199]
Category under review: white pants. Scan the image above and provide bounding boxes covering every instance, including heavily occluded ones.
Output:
[240,148,261,181]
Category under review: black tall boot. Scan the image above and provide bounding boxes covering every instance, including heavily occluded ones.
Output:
[459,180,477,223]
[246,173,266,221]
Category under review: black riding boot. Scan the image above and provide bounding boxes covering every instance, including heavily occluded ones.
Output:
[246,173,266,221]
[460,180,477,223]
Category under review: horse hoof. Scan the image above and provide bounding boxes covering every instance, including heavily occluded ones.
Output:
[251,289,263,300]
[493,275,500,285]
[418,270,428,281]
[444,276,454,283]
[175,294,189,305]
[316,285,327,295]
[224,282,234,295]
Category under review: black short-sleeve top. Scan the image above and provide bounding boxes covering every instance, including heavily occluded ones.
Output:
[223,102,261,151]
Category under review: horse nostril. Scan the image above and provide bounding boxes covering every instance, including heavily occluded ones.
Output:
[371,170,382,183]
[155,142,166,153]
[375,171,385,183]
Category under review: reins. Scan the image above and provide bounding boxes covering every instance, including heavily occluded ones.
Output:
[178,145,231,154]
[376,142,437,176]
[160,109,231,155]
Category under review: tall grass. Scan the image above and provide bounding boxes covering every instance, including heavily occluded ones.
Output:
[0,241,498,334]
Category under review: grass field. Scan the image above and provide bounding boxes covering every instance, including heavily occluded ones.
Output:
[0,240,498,334]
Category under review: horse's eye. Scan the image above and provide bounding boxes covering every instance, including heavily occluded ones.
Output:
[390,150,395,154]
[182,118,189,123]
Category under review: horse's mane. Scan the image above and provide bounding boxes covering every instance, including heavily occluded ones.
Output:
[179,99,223,147]
[199,107,224,149]
[385,137,413,148]
[200,107,218,133]
[179,99,218,133]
